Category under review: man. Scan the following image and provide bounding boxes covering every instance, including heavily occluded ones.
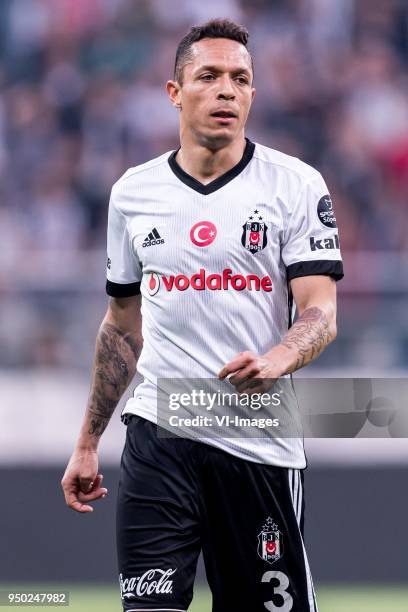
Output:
[62,19,343,612]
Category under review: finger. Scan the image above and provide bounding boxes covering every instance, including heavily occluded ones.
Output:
[236,379,264,394]
[70,500,94,513]
[237,373,278,392]
[77,487,108,503]
[90,475,107,497]
[238,377,276,395]
[238,387,264,397]
[79,471,104,493]
[218,352,255,380]
[218,353,253,379]
[65,490,94,513]
[89,474,103,491]
[229,364,261,387]
[78,489,108,504]
[79,474,97,493]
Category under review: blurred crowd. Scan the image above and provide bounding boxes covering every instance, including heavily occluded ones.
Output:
[1,0,408,253]
[1,0,408,368]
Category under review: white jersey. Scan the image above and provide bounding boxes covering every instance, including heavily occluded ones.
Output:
[106,139,343,467]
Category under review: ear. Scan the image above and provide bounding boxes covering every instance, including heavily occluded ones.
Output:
[166,80,182,109]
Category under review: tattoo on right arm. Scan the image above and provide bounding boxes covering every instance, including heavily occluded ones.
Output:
[85,323,142,438]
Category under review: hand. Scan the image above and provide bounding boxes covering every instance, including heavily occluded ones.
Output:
[218,350,282,394]
[61,447,108,513]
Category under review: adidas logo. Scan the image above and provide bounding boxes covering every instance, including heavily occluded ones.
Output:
[142,228,165,248]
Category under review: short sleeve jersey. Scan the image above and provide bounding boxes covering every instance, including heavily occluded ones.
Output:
[106,139,343,467]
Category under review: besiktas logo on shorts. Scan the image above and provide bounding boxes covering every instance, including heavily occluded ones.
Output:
[257,517,283,564]
[242,209,268,254]
[119,569,176,599]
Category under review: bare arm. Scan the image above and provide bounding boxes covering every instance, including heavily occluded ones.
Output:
[219,275,337,392]
[265,275,337,374]
[79,295,143,446]
[61,295,143,512]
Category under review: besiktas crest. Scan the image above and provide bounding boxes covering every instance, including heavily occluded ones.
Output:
[241,209,268,254]
[257,517,283,564]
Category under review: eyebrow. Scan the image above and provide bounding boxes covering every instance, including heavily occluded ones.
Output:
[195,64,252,76]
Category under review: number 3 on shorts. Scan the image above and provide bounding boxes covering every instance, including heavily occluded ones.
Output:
[262,571,294,611]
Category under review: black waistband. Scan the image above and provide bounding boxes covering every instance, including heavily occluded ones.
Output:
[121,413,137,426]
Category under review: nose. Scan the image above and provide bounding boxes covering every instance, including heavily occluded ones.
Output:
[217,75,236,100]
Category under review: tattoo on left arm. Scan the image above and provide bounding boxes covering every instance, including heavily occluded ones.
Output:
[281,306,333,372]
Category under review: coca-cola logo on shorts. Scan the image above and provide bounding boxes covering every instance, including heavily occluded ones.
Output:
[119,568,176,599]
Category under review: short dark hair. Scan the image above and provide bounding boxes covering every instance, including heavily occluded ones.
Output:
[174,18,253,85]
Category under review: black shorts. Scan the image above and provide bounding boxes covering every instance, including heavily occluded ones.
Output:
[116,416,318,612]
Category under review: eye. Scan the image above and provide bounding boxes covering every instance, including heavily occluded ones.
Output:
[235,76,249,85]
[201,74,215,81]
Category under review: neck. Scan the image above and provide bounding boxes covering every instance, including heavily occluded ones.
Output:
[176,131,247,185]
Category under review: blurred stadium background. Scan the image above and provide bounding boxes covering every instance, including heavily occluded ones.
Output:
[1,0,408,610]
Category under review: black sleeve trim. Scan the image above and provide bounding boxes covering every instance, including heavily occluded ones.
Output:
[287,260,344,282]
[106,279,141,297]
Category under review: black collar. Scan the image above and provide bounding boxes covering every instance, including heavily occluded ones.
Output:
[168,138,255,195]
